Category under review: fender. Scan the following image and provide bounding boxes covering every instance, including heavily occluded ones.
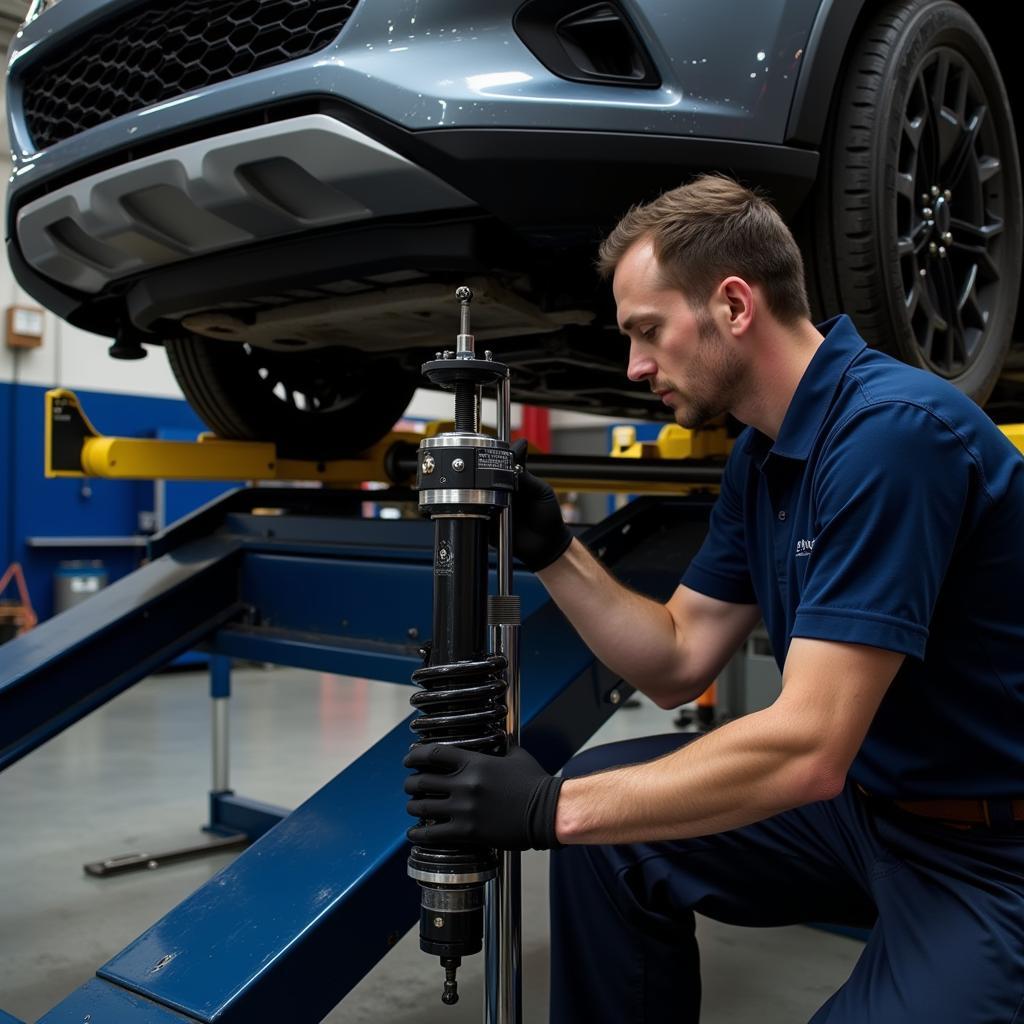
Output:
[786,0,870,147]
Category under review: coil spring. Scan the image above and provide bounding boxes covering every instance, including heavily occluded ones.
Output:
[410,649,508,753]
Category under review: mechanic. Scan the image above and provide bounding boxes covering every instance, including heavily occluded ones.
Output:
[404,174,1024,1022]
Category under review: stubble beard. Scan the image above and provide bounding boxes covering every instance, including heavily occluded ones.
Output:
[670,308,746,429]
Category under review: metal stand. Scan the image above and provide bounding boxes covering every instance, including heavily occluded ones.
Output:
[485,372,522,1024]
[82,654,250,878]
[211,654,231,795]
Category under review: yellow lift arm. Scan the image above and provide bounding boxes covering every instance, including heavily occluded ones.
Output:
[43,388,730,495]
[43,388,1024,493]
[45,388,423,486]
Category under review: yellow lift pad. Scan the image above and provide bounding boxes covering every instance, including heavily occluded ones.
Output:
[611,419,1024,460]
[610,422,732,460]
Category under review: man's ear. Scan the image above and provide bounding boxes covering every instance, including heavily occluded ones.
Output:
[718,277,755,335]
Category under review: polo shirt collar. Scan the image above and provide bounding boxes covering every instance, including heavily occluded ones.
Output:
[742,314,866,462]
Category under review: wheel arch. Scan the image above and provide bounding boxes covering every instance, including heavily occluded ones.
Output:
[788,0,1023,359]
[786,0,1023,159]
[785,0,873,148]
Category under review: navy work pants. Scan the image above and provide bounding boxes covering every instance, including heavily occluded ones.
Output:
[549,734,1024,1023]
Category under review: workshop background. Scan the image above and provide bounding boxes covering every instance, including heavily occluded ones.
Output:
[0,1,872,1021]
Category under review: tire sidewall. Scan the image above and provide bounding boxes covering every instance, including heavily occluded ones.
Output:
[870,0,1022,401]
[167,334,417,459]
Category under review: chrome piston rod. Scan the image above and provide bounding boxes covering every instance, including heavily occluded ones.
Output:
[485,370,522,1024]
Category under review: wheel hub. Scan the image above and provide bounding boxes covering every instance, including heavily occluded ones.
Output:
[920,185,954,263]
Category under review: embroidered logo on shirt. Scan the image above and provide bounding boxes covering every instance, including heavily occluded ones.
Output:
[795,538,815,558]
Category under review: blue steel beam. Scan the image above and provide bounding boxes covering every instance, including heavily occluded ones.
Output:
[146,487,423,560]
[0,537,245,772]
[210,625,423,683]
[210,557,548,683]
[25,980,198,1023]
[92,717,419,1024]
[233,551,548,648]
[207,792,290,839]
[33,497,713,1024]
[48,620,608,1023]
[0,497,545,772]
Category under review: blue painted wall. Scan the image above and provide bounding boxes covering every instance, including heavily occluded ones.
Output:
[1,381,232,621]
[1,381,13,580]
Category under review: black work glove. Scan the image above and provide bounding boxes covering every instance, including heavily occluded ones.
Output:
[404,742,564,851]
[502,438,573,572]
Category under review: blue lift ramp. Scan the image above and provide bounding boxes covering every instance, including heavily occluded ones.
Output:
[1,488,713,1023]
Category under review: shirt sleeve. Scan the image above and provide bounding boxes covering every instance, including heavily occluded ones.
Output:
[681,441,758,604]
[792,401,981,658]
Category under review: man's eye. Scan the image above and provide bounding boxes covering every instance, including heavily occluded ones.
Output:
[642,326,658,340]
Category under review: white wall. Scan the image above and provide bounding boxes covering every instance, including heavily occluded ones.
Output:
[0,307,187,398]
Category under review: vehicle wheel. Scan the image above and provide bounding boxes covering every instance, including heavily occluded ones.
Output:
[165,334,418,459]
[808,0,1022,405]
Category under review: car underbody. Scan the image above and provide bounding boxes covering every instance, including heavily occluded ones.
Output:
[6,0,1023,456]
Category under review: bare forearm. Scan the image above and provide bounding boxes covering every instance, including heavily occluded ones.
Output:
[555,705,839,844]
[536,538,700,704]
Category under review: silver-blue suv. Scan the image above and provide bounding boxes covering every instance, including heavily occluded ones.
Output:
[7,0,1021,457]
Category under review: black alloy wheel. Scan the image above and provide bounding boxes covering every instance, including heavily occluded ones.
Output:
[165,333,418,460]
[808,0,1022,405]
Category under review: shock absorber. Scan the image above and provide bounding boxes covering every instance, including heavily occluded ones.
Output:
[409,286,521,1017]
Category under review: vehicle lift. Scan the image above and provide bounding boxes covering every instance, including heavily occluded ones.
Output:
[5,288,1024,1023]
[1,289,732,1024]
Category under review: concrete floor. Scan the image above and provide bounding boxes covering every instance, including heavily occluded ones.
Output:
[0,666,864,1022]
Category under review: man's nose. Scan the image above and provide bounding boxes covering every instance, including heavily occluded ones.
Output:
[627,342,656,382]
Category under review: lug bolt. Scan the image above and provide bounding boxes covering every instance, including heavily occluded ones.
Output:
[938,246,947,257]
[923,206,933,218]
[942,231,952,244]
[929,242,938,254]
[485,350,493,360]
[452,458,465,472]
[422,454,435,475]
[921,192,931,204]
[931,185,940,197]
[944,189,952,200]
[920,268,928,277]
[434,917,445,928]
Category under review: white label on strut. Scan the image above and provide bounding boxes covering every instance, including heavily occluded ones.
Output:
[476,450,512,471]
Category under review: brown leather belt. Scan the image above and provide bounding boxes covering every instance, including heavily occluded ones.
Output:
[857,785,1024,826]
[891,797,1024,825]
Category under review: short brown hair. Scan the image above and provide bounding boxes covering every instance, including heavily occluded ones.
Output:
[597,174,810,325]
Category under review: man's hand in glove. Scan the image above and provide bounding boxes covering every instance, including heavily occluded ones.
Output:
[503,439,573,572]
[404,743,564,851]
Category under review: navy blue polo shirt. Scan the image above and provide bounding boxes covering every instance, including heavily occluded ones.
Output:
[682,315,1024,799]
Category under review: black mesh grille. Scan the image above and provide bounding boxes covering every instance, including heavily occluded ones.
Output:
[22,0,359,151]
